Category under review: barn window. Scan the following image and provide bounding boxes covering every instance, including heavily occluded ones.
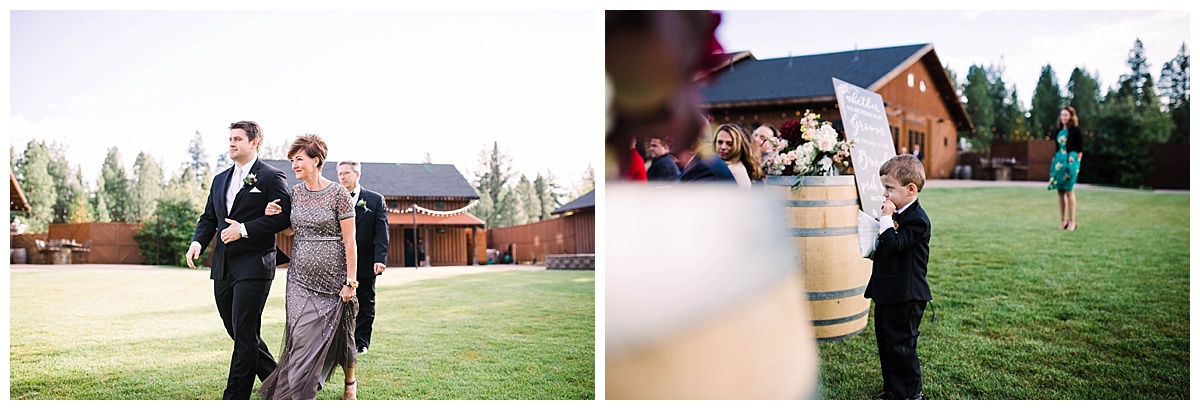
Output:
[387,200,398,209]
[435,201,445,210]
[907,73,915,87]
[919,80,927,92]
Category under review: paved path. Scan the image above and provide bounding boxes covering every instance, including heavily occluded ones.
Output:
[925,179,1188,194]
[8,263,560,287]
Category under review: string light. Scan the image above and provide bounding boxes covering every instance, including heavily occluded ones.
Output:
[390,200,480,217]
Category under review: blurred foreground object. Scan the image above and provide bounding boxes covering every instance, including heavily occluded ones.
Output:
[605,10,724,181]
[606,184,819,399]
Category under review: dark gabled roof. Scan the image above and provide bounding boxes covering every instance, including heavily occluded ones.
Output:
[260,160,479,200]
[698,43,971,131]
[701,43,929,105]
[552,189,594,215]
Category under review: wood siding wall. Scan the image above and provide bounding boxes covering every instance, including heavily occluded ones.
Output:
[486,210,595,264]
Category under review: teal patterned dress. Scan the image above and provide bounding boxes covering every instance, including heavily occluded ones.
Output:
[1047,128,1080,191]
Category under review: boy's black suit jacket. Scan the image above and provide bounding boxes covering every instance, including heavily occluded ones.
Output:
[865,199,932,304]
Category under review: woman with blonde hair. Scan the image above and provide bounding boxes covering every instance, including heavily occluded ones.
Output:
[260,134,360,399]
[712,123,764,188]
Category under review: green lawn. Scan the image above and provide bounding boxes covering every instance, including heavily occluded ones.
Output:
[816,187,1189,399]
[10,267,595,400]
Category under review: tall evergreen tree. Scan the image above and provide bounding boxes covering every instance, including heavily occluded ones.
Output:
[1066,68,1103,134]
[533,173,562,221]
[45,141,85,223]
[186,130,211,184]
[67,189,95,223]
[131,151,164,222]
[1030,64,1064,139]
[99,147,133,222]
[960,65,995,150]
[514,175,539,225]
[1118,39,1152,105]
[471,142,515,228]
[988,63,1015,141]
[570,164,595,202]
[1158,42,1190,142]
[1004,87,1031,141]
[15,140,55,231]
[215,153,234,172]
[93,176,112,223]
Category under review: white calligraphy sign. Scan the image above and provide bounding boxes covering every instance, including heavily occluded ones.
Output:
[833,77,895,219]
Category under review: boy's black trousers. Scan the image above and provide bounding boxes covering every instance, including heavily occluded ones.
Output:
[874,300,927,399]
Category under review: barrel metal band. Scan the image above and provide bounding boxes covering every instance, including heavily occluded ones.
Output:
[812,309,869,326]
[816,326,867,343]
[784,199,861,207]
[807,285,867,300]
[764,175,856,187]
[790,226,858,237]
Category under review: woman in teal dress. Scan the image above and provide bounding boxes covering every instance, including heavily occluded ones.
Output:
[1047,106,1083,231]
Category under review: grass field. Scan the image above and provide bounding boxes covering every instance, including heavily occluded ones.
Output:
[10,266,595,400]
[816,187,1189,399]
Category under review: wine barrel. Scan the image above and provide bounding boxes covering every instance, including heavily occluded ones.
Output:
[766,175,873,342]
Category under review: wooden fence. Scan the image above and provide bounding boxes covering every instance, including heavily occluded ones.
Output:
[486,210,595,264]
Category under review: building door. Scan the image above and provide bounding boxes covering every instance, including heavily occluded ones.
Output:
[403,228,416,267]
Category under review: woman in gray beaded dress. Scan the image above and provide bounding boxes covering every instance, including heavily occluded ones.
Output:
[259,134,360,400]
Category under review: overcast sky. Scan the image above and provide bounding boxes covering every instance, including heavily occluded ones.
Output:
[716,10,1190,108]
[9,9,597,191]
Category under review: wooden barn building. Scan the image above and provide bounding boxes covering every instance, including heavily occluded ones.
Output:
[699,43,973,179]
[263,160,485,267]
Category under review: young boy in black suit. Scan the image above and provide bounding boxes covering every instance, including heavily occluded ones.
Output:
[865,154,932,400]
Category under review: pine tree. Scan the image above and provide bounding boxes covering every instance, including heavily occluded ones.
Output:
[131,151,164,222]
[187,130,211,184]
[534,173,562,221]
[570,164,595,202]
[471,142,515,228]
[45,141,85,223]
[15,140,55,231]
[215,153,234,172]
[960,65,994,151]
[1067,68,1103,132]
[515,175,539,224]
[100,147,133,222]
[67,191,95,223]
[1030,64,1063,139]
[1158,42,1190,142]
[93,176,112,223]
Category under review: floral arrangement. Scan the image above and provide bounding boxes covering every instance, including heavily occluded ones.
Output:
[764,110,853,176]
[243,173,257,187]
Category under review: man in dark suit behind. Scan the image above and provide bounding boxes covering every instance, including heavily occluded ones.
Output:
[646,136,681,182]
[186,121,292,400]
[337,160,390,355]
[676,143,736,183]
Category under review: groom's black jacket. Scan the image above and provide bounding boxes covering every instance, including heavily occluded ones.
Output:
[192,159,292,281]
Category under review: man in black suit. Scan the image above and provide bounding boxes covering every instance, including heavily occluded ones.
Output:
[676,143,736,183]
[186,121,292,400]
[645,136,681,182]
[337,160,390,355]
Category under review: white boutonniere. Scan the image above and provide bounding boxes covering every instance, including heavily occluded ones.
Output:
[357,199,369,212]
[243,173,257,187]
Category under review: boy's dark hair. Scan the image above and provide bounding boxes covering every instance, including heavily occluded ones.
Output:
[879,154,926,192]
[229,121,263,150]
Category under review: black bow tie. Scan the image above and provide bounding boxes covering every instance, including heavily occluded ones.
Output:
[350,192,357,198]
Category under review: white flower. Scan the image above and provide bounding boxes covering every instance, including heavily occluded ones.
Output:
[817,136,835,152]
